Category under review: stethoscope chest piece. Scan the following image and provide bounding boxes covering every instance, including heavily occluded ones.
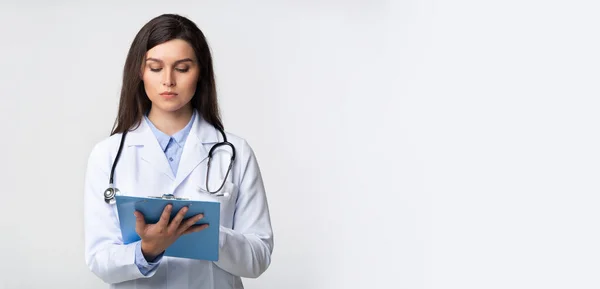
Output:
[104,187,119,204]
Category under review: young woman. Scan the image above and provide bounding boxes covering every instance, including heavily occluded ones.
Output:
[83,14,274,289]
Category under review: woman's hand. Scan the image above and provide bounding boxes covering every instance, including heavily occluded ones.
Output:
[134,204,208,261]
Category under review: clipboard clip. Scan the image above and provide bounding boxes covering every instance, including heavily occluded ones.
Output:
[147,193,190,200]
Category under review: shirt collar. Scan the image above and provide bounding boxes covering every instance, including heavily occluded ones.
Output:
[144,110,197,152]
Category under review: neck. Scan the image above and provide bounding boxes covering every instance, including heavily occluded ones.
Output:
[147,106,193,136]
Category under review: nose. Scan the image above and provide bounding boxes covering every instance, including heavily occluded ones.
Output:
[162,69,175,87]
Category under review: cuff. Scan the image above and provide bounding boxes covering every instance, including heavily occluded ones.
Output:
[134,241,163,276]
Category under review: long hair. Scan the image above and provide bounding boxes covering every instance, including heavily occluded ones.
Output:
[110,14,223,135]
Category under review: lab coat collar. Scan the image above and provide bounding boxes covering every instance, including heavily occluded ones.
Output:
[126,110,220,146]
[125,110,220,186]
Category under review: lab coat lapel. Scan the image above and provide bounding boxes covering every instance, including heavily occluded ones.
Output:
[171,114,219,191]
[128,118,176,181]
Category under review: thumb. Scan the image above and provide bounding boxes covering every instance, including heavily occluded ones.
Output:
[134,211,146,233]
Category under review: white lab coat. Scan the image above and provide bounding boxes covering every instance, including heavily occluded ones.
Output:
[83,113,274,289]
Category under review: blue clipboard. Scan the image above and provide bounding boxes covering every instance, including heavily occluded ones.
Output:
[115,194,220,261]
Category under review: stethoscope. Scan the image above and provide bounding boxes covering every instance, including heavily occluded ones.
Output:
[103,127,236,204]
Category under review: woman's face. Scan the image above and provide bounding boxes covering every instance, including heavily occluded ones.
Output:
[141,39,200,115]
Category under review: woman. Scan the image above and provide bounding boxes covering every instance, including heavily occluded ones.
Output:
[83,14,274,289]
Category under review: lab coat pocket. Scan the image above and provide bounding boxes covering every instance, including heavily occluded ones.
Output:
[196,178,237,227]
[216,181,238,227]
[196,181,237,203]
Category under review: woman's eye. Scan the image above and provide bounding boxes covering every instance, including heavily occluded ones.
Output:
[148,67,188,72]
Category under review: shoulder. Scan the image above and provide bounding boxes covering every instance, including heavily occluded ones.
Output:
[222,130,248,147]
[85,133,126,173]
[220,130,260,162]
[90,133,125,156]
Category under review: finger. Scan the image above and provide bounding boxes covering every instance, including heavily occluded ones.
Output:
[134,211,146,234]
[168,206,189,233]
[157,204,172,227]
[177,213,204,235]
[182,224,209,235]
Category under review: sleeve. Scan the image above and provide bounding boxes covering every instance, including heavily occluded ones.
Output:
[83,142,162,284]
[135,241,163,275]
[213,140,274,278]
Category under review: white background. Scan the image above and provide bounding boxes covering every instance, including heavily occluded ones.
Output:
[1,1,599,288]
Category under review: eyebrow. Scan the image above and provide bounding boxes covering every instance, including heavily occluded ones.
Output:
[145,58,195,65]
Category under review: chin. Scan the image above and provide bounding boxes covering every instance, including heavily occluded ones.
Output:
[159,106,187,113]
[152,101,191,113]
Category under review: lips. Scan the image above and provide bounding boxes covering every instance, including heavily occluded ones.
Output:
[160,91,178,99]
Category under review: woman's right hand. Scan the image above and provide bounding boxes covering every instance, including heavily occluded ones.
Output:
[134,204,208,261]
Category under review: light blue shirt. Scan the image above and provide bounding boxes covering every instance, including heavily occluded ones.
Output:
[134,111,196,275]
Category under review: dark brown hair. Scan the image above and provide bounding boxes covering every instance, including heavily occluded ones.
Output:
[110,13,223,135]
